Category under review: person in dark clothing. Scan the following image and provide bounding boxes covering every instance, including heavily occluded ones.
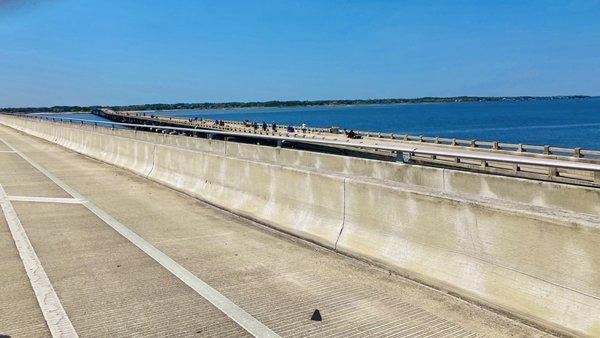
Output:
[262,121,268,131]
[347,130,356,139]
[272,122,277,131]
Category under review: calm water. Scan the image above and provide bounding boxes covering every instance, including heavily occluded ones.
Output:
[49,98,600,149]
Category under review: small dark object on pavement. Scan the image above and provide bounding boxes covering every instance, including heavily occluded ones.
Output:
[311,309,322,321]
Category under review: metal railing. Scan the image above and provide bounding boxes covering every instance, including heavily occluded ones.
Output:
[110,110,600,161]
[12,114,600,187]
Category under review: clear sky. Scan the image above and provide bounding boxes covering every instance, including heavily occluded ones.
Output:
[1,0,599,107]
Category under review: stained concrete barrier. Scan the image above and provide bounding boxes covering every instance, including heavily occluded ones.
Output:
[148,144,345,248]
[0,116,344,248]
[38,119,599,216]
[336,178,600,336]
[2,115,600,336]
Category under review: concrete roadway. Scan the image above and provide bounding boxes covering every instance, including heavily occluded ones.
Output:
[0,124,553,337]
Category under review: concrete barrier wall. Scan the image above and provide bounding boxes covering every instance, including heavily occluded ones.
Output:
[225,141,600,216]
[148,144,345,248]
[336,178,600,336]
[2,115,600,336]
[37,119,599,216]
[0,116,343,248]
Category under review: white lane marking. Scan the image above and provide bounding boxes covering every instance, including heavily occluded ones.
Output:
[8,196,84,204]
[0,150,16,153]
[0,184,79,338]
[0,136,280,338]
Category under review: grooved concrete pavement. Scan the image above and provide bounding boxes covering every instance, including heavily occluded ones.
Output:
[0,213,51,337]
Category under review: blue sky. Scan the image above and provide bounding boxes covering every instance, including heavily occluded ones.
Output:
[1,0,599,107]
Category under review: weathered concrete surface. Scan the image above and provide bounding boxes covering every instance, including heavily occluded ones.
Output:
[10,202,249,337]
[42,119,600,216]
[0,152,72,198]
[0,122,553,337]
[1,115,599,336]
[337,178,600,337]
[0,212,51,337]
[148,144,345,248]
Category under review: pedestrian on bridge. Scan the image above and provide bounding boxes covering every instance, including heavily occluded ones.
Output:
[272,122,277,131]
[262,121,268,131]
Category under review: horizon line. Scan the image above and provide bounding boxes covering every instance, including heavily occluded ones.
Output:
[1,95,597,111]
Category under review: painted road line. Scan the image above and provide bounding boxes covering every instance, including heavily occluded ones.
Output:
[0,150,16,153]
[0,136,280,338]
[8,196,84,204]
[0,184,79,338]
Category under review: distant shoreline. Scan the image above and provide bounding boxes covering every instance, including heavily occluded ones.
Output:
[1,95,594,114]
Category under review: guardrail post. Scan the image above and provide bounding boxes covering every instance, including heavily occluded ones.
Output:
[492,141,499,150]
[396,151,410,163]
[470,140,476,148]
[544,145,551,155]
[548,167,558,178]
[574,148,582,158]
[517,144,523,152]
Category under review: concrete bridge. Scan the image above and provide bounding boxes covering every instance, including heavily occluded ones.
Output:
[91,108,600,187]
[0,114,599,337]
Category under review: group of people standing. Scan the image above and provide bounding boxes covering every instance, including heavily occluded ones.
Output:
[242,120,308,134]
[213,118,361,139]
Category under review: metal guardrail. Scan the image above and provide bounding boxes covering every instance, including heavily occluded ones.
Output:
[16,114,600,184]
[125,112,600,160]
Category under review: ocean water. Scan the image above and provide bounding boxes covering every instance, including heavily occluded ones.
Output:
[48,98,600,150]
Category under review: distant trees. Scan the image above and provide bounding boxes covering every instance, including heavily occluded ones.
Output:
[0,96,591,113]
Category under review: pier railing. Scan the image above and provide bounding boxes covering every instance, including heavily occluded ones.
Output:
[14,113,600,187]
[117,111,600,161]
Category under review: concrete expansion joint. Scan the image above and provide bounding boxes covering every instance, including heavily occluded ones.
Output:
[146,144,158,178]
[334,177,348,251]
[7,196,85,204]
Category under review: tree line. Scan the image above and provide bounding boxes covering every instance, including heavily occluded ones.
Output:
[0,96,591,113]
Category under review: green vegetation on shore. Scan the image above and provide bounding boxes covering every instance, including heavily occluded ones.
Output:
[0,95,592,113]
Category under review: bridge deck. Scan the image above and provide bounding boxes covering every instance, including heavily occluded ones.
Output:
[0,124,552,337]
[87,110,599,187]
